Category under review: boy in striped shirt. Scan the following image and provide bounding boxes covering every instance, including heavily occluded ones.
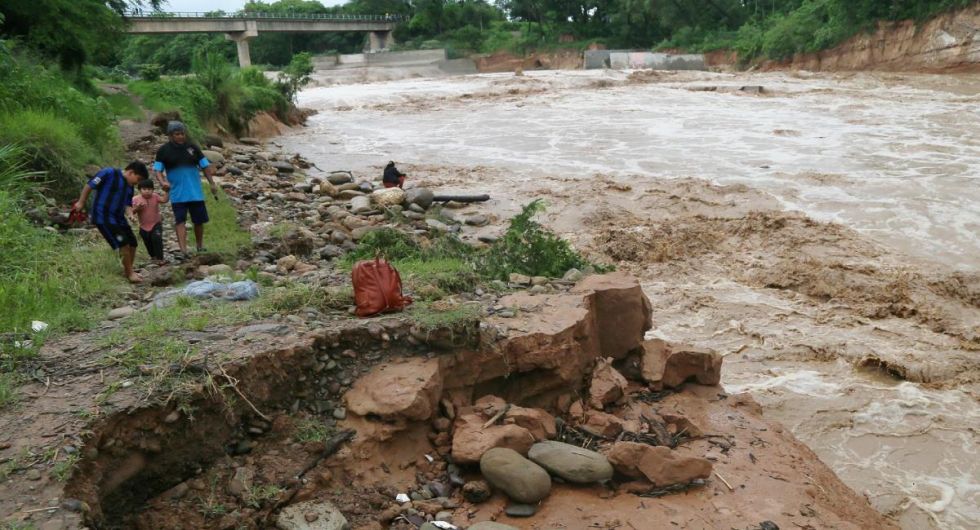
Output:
[71,161,148,283]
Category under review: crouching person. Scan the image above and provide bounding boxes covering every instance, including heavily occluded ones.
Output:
[72,161,148,283]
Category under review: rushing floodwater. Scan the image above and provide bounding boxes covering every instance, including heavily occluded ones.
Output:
[290,69,980,271]
[282,69,980,529]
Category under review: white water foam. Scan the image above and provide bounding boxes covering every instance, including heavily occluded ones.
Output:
[292,70,980,269]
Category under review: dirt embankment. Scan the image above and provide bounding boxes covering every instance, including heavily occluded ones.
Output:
[0,272,895,530]
[763,4,980,72]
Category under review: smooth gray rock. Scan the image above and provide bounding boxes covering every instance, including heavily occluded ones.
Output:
[271,161,295,173]
[464,214,489,226]
[504,503,536,517]
[202,149,225,165]
[479,448,551,504]
[350,196,372,214]
[527,441,613,484]
[107,306,135,320]
[405,187,435,210]
[327,173,352,185]
[426,218,449,232]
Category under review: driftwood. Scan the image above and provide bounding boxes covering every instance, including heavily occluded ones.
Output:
[261,429,355,523]
[432,194,490,203]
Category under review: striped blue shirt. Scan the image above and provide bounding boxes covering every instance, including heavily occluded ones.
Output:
[87,168,132,225]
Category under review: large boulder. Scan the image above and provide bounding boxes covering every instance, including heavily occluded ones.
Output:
[405,187,435,210]
[479,448,551,504]
[640,339,722,389]
[527,441,613,484]
[605,442,712,486]
[349,195,372,214]
[327,172,353,185]
[589,357,628,409]
[371,188,405,207]
[202,149,224,165]
[451,412,535,464]
[276,500,348,530]
[344,358,442,422]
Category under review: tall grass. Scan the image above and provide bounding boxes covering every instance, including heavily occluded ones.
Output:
[0,145,128,338]
[0,41,121,198]
[129,54,290,139]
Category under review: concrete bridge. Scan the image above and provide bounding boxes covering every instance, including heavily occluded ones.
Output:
[124,12,399,67]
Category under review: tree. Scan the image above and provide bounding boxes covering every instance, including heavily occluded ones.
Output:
[0,0,162,71]
[276,52,314,102]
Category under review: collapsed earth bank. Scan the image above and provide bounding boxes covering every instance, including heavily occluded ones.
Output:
[38,273,893,529]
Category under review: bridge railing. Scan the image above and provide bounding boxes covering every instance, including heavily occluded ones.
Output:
[124,11,402,21]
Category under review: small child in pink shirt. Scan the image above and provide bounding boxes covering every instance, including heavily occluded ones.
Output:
[131,179,169,261]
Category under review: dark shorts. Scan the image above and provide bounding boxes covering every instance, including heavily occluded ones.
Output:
[140,222,164,260]
[95,223,138,250]
[172,201,209,225]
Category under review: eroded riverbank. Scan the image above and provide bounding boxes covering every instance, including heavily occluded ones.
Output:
[281,69,980,529]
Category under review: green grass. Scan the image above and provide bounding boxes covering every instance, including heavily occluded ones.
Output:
[51,453,79,482]
[0,146,129,340]
[102,93,143,121]
[294,417,333,443]
[0,373,17,409]
[204,189,250,261]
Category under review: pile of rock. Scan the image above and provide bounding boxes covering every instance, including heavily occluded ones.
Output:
[338,337,723,528]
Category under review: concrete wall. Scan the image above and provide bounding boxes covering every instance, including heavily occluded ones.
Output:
[585,50,706,70]
[319,49,448,68]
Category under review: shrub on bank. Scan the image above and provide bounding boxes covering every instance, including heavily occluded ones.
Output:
[0,110,96,200]
[129,54,294,138]
[344,200,607,298]
[0,41,120,198]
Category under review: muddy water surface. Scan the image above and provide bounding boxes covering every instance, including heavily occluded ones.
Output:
[282,69,980,529]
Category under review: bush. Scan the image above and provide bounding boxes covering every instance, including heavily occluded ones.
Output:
[138,63,162,81]
[345,201,606,293]
[276,52,313,103]
[480,199,594,279]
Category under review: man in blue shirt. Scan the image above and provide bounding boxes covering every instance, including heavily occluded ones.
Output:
[153,121,217,256]
[71,161,148,283]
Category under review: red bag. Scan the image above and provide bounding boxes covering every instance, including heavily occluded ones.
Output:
[67,208,88,227]
[352,257,412,317]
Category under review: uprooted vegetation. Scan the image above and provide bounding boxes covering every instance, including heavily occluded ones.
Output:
[345,199,609,301]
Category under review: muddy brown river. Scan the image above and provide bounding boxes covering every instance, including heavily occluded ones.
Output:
[281,69,980,529]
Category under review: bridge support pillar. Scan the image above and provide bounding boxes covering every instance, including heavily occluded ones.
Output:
[225,21,259,68]
[367,30,394,52]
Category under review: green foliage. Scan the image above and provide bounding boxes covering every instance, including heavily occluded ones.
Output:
[0,111,94,199]
[0,144,128,343]
[294,417,333,443]
[0,42,120,198]
[102,93,143,121]
[0,373,16,410]
[276,52,314,103]
[480,199,593,280]
[129,53,290,137]
[345,201,603,294]
[138,63,162,81]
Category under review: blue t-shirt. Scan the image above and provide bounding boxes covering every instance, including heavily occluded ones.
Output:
[87,168,132,226]
[153,141,211,203]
